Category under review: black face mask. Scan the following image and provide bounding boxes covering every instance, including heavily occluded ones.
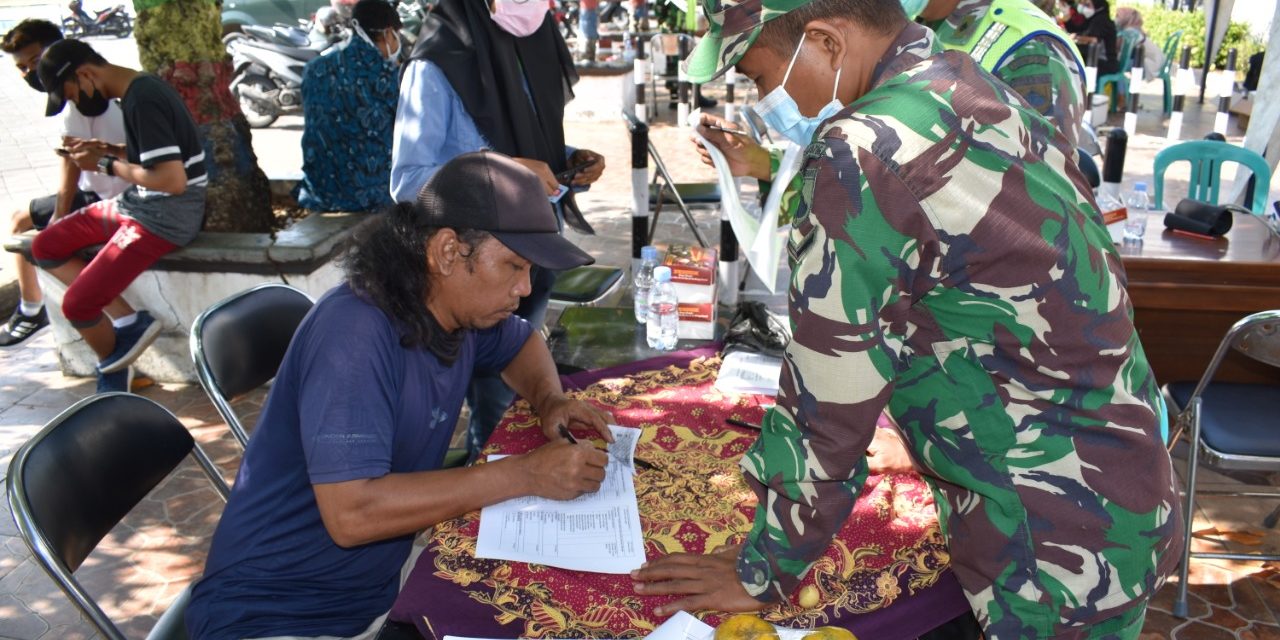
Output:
[23,69,44,92]
[74,80,110,117]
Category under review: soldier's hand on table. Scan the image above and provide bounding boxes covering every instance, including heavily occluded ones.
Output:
[511,157,560,195]
[866,426,917,475]
[520,440,609,500]
[692,113,772,181]
[538,394,615,443]
[631,545,767,616]
[569,149,606,186]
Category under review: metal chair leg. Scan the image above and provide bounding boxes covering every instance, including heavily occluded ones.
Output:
[1173,399,1201,618]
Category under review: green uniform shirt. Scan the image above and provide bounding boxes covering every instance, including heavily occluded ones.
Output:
[737,23,1180,639]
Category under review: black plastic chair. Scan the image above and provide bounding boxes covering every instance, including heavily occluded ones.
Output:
[1162,309,1280,617]
[190,283,314,448]
[6,393,230,640]
[549,265,625,307]
[1077,148,1101,190]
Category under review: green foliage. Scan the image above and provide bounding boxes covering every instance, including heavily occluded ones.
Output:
[1115,1,1263,70]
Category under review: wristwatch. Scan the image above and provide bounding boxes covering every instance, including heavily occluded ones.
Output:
[97,155,117,177]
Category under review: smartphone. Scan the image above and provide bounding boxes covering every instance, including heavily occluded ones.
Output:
[555,158,598,185]
[55,148,71,157]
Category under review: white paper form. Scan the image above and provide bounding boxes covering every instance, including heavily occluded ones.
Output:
[689,110,798,294]
[715,351,784,396]
[646,611,715,640]
[441,610,711,640]
[475,425,647,573]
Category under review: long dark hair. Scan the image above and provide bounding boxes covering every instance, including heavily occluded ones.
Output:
[341,202,488,358]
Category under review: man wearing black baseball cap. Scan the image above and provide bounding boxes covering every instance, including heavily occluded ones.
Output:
[188,151,611,640]
[29,38,207,393]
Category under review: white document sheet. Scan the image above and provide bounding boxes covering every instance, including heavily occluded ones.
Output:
[440,610,711,640]
[715,350,784,396]
[689,110,797,294]
[646,611,715,640]
[475,424,646,573]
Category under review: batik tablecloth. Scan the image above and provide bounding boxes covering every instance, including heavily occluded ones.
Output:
[389,347,969,639]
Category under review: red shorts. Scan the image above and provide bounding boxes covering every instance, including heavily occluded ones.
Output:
[30,199,177,327]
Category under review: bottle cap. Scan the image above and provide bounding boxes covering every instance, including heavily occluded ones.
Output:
[1134,182,1148,192]
[653,266,672,282]
[641,246,659,261]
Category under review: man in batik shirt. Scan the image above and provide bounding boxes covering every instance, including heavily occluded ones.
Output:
[632,0,1181,637]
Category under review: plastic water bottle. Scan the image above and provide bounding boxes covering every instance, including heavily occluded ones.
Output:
[646,266,679,351]
[633,245,659,323]
[1123,182,1150,242]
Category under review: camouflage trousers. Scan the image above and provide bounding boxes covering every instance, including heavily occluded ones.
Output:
[973,574,1150,639]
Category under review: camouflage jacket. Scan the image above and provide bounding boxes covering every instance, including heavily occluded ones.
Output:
[738,23,1181,636]
[765,0,1087,226]
[932,0,1087,153]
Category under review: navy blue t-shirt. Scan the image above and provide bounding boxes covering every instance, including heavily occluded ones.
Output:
[186,283,531,639]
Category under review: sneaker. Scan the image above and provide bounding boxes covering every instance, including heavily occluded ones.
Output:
[0,306,50,347]
[96,365,134,394]
[97,310,161,374]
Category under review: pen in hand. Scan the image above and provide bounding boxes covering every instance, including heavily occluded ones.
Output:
[704,124,751,138]
[557,424,660,471]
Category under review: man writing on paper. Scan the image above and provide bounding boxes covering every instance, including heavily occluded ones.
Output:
[631,0,1181,637]
[187,152,612,640]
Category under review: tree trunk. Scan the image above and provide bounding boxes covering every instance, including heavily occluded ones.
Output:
[132,0,274,233]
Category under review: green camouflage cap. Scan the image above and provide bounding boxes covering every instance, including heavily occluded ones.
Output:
[683,0,818,83]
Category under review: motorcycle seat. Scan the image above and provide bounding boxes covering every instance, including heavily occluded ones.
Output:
[241,40,323,62]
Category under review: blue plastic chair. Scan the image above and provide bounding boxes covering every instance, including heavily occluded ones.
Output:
[1158,30,1184,115]
[1096,29,1141,113]
[1153,140,1272,214]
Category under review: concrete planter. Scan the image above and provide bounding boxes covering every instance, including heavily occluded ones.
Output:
[31,185,371,383]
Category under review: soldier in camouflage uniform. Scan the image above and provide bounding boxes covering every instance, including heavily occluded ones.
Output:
[911,0,1087,153]
[630,0,1183,637]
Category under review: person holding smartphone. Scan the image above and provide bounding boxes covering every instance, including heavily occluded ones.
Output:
[390,0,606,455]
[31,38,208,392]
[0,20,128,349]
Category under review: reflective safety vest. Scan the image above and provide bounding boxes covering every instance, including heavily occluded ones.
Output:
[934,0,1086,82]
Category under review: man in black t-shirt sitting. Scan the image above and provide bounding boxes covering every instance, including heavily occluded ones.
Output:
[32,39,207,393]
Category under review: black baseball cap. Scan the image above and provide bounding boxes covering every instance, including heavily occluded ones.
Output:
[416,151,595,271]
[36,38,98,116]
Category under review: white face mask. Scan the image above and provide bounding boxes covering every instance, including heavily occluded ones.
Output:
[353,20,401,64]
[1080,5,1096,18]
[754,33,844,146]
[490,0,548,38]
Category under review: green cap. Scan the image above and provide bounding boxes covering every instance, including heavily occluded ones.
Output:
[683,0,818,83]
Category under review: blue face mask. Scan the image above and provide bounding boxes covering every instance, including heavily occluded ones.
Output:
[755,33,844,147]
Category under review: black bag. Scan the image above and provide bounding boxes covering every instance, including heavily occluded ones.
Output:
[723,301,790,359]
[1163,199,1235,237]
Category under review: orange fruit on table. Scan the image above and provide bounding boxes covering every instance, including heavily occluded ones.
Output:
[801,627,857,640]
[715,615,779,640]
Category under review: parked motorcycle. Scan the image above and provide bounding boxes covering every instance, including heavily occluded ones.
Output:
[63,0,132,38]
[396,0,430,46]
[224,22,339,128]
[555,0,578,41]
[598,0,629,32]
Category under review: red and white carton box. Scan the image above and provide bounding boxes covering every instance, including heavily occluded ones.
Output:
[661,244,718,340]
